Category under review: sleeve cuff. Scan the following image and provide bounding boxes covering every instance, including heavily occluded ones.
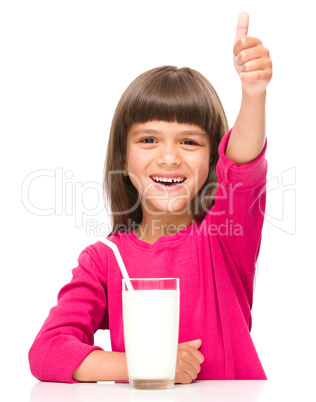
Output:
[39,336,104,383]
[216,128,268,190]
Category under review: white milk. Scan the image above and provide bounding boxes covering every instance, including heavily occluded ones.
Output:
[123,289,180,379]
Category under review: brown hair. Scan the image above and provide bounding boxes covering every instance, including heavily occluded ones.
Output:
[103,65,229,234]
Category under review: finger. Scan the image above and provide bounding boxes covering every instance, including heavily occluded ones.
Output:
[177,358,200,382]
[178,348,202,373]
[183,361,200,380]
[182,344,204,364]
[235,11,249,44]
[240,69,272,83]
[233,37,262,57]
[176,371,194,384]
[235,45,269,66]
[187,357,201,374]
[193,348,204,364]
[239,57,272,74]
[182,339,202,349]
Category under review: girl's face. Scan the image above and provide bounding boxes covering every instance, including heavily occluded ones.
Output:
[125,120,211,218]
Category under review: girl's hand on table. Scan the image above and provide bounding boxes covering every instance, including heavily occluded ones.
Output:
[175,339,204,384]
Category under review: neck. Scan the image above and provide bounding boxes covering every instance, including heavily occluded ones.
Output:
[134,213,195,244]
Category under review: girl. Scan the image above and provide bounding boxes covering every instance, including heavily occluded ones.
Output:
[29,12,272,383]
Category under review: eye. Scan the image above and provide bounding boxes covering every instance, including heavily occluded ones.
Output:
[182,140,198,146]
[140,138,157,144]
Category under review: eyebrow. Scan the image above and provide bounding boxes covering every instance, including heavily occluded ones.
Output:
[131,129,207,137]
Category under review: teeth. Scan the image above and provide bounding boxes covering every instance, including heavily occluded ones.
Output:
[152,176,184,183]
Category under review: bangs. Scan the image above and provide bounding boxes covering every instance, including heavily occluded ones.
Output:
[123,66,215,132]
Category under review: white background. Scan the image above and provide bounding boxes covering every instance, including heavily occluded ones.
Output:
[1,0,315,399]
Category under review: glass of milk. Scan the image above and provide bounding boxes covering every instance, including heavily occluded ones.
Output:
[122,278,180,390]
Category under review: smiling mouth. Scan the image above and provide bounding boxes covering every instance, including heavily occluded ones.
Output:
[150,176,187,186]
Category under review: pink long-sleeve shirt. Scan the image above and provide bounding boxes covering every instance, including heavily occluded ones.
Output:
[29,129,268,382]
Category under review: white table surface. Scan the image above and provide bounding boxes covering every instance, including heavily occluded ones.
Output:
[26,379,313,402]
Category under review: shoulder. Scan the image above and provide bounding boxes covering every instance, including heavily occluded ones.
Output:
[83,231,130,266]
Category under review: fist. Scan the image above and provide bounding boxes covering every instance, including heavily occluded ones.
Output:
[233,12,272,96]
[175,339,204,384]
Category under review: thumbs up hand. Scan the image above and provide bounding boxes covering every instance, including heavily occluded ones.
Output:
[233,12,272,97]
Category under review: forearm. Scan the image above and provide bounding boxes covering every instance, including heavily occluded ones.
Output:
[73,350,128,382]
[226,89,266,165]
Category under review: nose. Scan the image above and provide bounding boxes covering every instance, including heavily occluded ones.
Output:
[156,142,181,166]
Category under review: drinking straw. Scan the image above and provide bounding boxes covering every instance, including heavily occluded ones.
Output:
[100,238,134,291]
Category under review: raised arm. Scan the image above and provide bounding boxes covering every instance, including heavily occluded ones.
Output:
[226,12,272,165]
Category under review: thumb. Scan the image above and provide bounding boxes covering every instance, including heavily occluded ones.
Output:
[185,339,202,349]
[235,11,249,43]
